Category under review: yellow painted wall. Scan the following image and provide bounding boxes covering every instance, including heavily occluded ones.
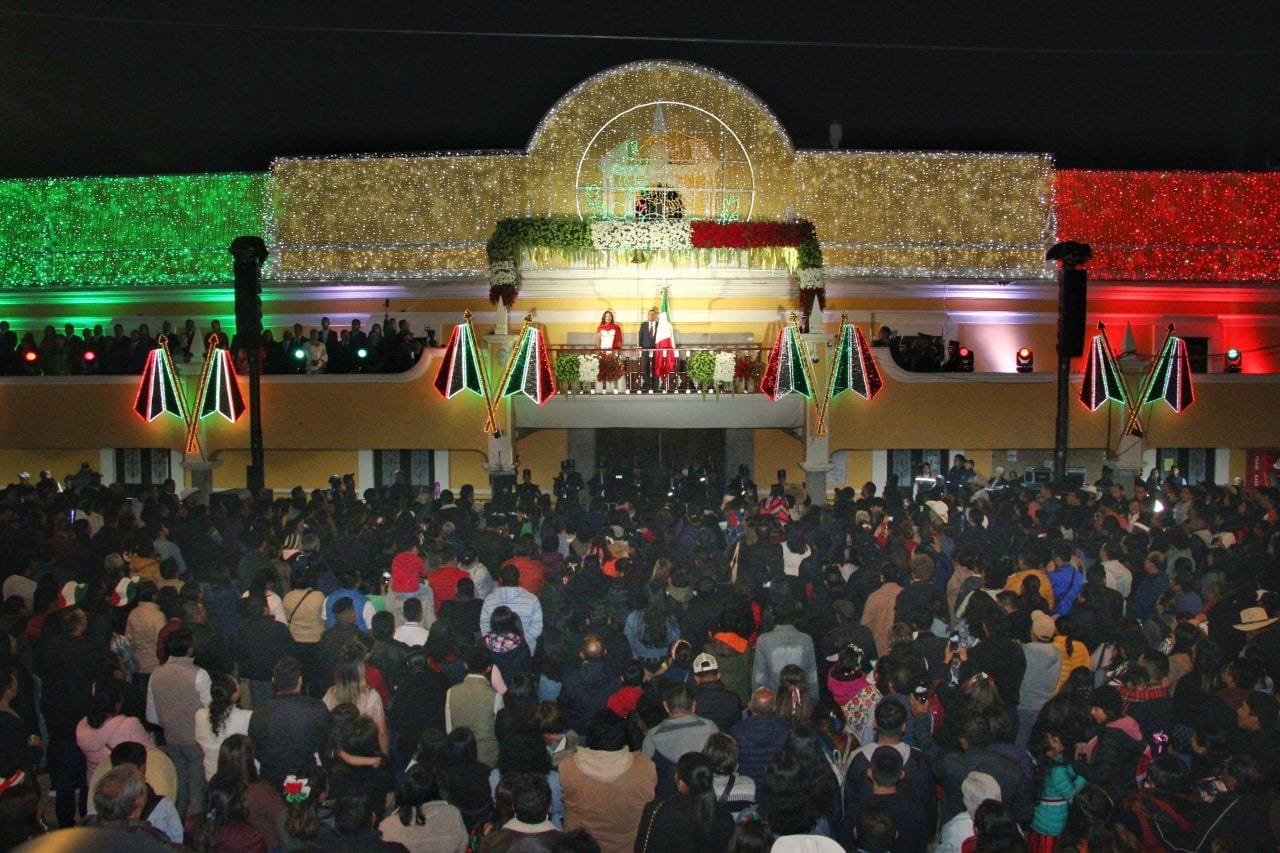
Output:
[841,449,874,490]
[449,450,490,494]
[208,449,359,492]
[0,449,101,483]
[515,430,567,489]
[754,429,804,485]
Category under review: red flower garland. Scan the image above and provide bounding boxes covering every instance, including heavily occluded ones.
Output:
[689,220,816,249]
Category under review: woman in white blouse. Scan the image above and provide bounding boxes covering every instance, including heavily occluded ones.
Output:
[194,675,253,780]
[323,642,390,757]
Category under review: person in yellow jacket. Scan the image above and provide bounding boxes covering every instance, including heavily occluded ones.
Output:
[1005,548,1056,612]
[1049,614,1092,695]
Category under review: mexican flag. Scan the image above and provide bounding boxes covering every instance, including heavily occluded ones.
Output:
[655,288,677,379]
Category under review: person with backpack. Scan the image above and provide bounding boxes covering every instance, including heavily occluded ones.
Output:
[1121,755,1199,851]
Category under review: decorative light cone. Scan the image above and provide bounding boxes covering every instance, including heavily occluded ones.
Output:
[198,348,246,422]
[433,320,486,399]
[133,346,185,422]
[1079,333,1128,411]
[501,326,557,405]
[1144,334,1195,413]
[760,323,815,401]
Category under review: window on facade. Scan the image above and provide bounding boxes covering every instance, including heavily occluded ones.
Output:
[1156,448,1216,484]
[373,450,438,493]
[114,448,171,486]
[887,449,949,484]
[1182,337,1209,374]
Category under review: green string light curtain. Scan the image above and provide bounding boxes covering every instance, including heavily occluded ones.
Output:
[0,173,267,286]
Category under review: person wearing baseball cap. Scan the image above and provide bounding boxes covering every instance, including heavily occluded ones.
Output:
[691,652,741,731]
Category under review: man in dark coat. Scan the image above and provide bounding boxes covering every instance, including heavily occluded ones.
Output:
[558,636,618,737]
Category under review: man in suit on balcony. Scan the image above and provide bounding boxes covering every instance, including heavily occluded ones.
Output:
[638,307,659,390]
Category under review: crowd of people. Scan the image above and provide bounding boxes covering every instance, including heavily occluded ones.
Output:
[1,453,1279,852]
[0,316,437,377]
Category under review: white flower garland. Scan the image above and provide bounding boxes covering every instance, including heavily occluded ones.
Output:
[577,353,600,384]
[797,267,825,290]
[489,258,517,287]
[714,351,736,384]
[590,219,693,252]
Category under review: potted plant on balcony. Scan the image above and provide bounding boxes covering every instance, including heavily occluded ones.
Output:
[597,353,624,393]
[687,350,717,395]
[714,351,736,393]
[553,353,580,394]
[735,354,763,393]
[577,353,600,393]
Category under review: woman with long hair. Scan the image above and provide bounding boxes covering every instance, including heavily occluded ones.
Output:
[442,727,495,831]
[624,594,679,669]
[186,773,267,852]
[827,643,879,747]
[595,310,623,351]
[209,734,283,848]
[194,674,253,780]
[75,678,152,784]
[323,642,389,756]
[275,763,327,851]
[482,606,531,684]
[377,763,467,852]
[494,672,539,743]
[972,799,1029,852]
[775,664,815,728]
[634,752,735,853]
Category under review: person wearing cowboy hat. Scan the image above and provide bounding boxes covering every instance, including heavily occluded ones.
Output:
[1236,605,1280,688]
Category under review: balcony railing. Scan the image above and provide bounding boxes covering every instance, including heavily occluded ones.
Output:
[548,345,771,395]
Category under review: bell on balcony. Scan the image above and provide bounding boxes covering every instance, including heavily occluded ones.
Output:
[630,249,647,265]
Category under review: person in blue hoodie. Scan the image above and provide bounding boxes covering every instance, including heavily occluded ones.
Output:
[1048,543,1085,617]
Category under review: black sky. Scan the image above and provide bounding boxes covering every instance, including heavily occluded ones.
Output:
[1,1,1277,178]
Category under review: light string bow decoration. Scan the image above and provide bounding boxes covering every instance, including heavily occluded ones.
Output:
[133,333,205,457]
[497,314,557,407]
[759,313,819,403]
[433,310,502,435]
[814,314,883,436]
[1115,325,1194,438]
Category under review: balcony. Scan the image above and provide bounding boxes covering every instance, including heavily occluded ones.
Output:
[519,344,804,429]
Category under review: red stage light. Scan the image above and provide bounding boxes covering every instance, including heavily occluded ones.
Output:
[83,350,96,362]
[1016,347,1034,373]
[958,347,970,358]
[22,350,37,362]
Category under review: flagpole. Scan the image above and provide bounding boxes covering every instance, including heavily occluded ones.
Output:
[468,310,501,436]
[183,334,219,456]
[488,314,535,433]
[814,312,848,437]
[157,333,201,459]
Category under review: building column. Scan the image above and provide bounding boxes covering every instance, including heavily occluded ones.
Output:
[181,460,220,505]
[485,331,518,488]
[800,330,831,505]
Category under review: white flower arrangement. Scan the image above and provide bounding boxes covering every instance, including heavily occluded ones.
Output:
[489,259,518,287]
[578,353,600,384]
[797,267,825,290]
[590,219,693,252]
[714,351,736,384]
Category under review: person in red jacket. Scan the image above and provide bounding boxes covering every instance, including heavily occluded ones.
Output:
[426,549,469,615]
[500,539,546,599]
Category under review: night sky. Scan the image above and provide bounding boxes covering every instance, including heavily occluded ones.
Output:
[1,1,1276,179]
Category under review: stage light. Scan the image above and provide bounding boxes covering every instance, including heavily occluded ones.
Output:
[1016,347,1034,373]
[293,347,306,360]
[1224,348,1242,373]
[22,350,37,363]
[958,346,974,372]
[356,347,368,359]
[82,350,96,363]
